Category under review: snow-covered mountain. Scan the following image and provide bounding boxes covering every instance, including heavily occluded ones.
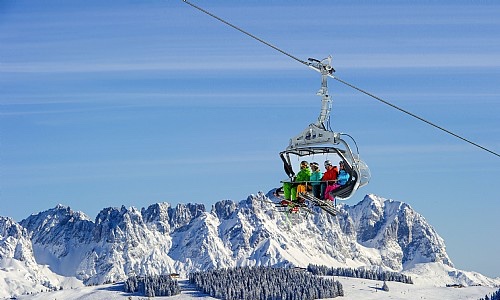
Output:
[0,215,83,297]
[1,193,499,298]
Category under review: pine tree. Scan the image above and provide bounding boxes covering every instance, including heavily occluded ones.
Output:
[382,281,389,292]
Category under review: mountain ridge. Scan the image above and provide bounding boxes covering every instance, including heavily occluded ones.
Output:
[1,192,499,298]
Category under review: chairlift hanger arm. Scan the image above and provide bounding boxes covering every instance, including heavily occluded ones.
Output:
[181,0,500,158]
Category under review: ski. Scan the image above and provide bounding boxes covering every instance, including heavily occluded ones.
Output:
[278,199,314,215]
[299,192,339,217]
[262,190,315,215]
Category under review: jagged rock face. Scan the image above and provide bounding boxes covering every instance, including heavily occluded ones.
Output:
[343,196,452,270]
[4,193,453,285]
[19,205,95,276]
[212,199,237,220]
[21,205,94,255]
[168,203,205,231]
[0,216,33,262]
[77,205,176,284]
[141,202,171,233]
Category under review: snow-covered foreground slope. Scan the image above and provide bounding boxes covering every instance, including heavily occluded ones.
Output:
[405,262,500,287]
[0,258,83,299]
[338,275,496,300]
[13,276,499,300]
[2,192,500,299]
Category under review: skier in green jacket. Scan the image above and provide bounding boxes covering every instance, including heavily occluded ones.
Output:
[283,161,311,202]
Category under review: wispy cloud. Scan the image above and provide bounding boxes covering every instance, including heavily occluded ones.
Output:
[2,52,499,75]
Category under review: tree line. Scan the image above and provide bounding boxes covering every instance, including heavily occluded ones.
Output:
[479,288,500,300]
[189,266,343,300]
[124,274,181,297]
[307,264,413,284]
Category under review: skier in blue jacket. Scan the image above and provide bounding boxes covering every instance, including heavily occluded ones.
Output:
[326,161,350,202]
[309,162,323,199]
[336,161,350,185]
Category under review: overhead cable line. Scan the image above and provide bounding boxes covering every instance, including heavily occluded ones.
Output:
[182,0,308,67]
[181,0,500,158]
[332,76,500,158]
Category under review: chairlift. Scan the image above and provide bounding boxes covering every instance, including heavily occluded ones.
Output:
[277,57,370,205]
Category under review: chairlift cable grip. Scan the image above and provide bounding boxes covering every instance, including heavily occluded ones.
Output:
[181,0,500,158]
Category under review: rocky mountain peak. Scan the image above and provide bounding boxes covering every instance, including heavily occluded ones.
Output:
[167,203,205,230]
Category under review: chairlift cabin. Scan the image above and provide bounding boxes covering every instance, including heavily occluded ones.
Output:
[279,57,370,200]
[280,138,370,200]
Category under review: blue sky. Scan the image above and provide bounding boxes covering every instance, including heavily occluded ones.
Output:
[1,0,499,278]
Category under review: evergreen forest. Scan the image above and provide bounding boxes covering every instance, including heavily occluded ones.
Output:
[124,274,181,297]
[479,288,500,300]
[189,266,343,300]
[307,264,414,284]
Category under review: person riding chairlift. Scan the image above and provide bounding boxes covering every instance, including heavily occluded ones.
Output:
[325,161,350,201]
[309,162,323,199]
[321,160,338,200]
[282,161,311,203]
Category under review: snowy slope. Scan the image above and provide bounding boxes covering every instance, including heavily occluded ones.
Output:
[1,192,500,299]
